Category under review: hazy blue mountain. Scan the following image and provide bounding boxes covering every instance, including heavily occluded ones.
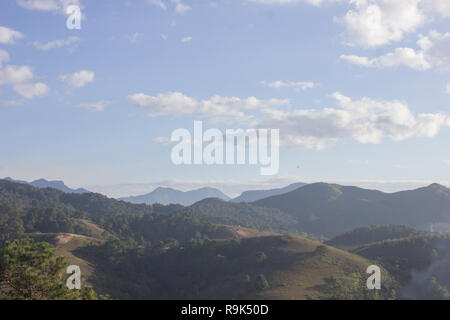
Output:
[253,182,450,237]
[231,182,307,203]
[4,177,29,185]
[120,187,231,205]
[3,177,89,194]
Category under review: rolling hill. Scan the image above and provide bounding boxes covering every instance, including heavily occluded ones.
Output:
[119,186,230,205]
[325,225,425,250]
[354,233,450,299]
[187,197,304,236]
[0,179,157,218]
[254,182,450,238]
[75,233,396,300]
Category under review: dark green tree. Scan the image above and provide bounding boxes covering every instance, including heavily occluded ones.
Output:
[0,239,101,300]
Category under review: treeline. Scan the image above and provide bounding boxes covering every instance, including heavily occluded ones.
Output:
[0,179,156,219]
[326,225,425,247]
[185,199,304,236]
[0,204,94,242]
[93,212,218,245]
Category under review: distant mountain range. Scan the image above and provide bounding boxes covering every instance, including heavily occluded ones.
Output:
[119,187,231,206]
[3,177,89,194]
[5,177,450,240]
[231,182,307,203]
[253,182,450,237]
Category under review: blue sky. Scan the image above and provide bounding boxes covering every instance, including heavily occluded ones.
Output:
[0,0,450,197]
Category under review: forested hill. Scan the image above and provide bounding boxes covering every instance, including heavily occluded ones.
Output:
[325,225,426,249]
[0,180,310,238]
[0,179,399,300]
[0,179,170,218]
[253,182,450,237]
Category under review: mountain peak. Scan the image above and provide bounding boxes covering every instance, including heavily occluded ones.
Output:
[2,177,89,194]
[120,186,230,206]
[424,183,448,192]
[232,182,307,203]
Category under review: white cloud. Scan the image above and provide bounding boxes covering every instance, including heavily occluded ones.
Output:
[17,0,81,13]
[0,54,49,99]
[0,65,49,99]
[17,0,59,10]
[172,0,191,14]
[444,160,450,167]
[79,101,109,112]
[60,70,94,87]
[181,36,192,43]
[337,0,425,48]
[128,92,198,116]
[0,26,23,44]
[246,0,450,49]
[261,80,317,91]
[0,65,33,85]
[128,92,289,123]
[34,36,80,51]
[259,92,449,149]
[13,82,49,99]
[340,30,450,71]
[129,91,449,149]
[147,0,167,10]
[423,0,450,18]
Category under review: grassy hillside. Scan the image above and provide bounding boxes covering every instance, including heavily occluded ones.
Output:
[76,233,397,300]
[29,233,103,284]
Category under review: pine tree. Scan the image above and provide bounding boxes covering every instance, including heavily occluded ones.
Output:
[0,239,102,300]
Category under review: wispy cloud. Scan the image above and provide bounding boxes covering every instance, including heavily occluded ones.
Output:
[172,0,191,14]
[260,80,317,91]
[79,101,109,112]
[128,32,143,44]
[17,0,82,14]
[147,0,167,10]
[34,36,80,51]
[181,36,192,43]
